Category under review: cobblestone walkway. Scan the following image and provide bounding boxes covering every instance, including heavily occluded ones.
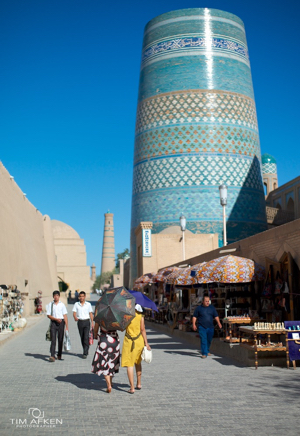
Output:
[0,299,299,435]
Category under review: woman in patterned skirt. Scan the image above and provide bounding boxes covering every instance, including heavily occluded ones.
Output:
[91,322,120,393]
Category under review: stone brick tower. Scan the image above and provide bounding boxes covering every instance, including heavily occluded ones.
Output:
[101,212,115,274]
[130,8,267,282]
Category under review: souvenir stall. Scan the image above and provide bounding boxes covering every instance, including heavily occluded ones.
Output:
[163,256,266,339]
[0,285,26,333]
[188,256,264,342]
[259,253,300,324]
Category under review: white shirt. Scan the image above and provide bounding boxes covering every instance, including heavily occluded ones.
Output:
[46,301,68,319]
[72,301,93,320]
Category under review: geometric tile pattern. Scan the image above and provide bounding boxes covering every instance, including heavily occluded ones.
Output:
[142,35,249,69]
[133,155,263,194]
[262,162,277,175]
[134,124,260,164]
[136,91,258,134]
[131,184,266,229]
[130,8,268,283]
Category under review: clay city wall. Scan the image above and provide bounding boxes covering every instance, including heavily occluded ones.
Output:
[0,162,58,316]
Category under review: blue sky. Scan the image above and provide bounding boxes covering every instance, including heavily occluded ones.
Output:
[1,0,299,274]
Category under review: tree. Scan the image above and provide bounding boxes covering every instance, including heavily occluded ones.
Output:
[115,248,130,268]
[92,269,117,291]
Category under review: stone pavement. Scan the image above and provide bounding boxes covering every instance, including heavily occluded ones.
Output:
[0,295,299,436]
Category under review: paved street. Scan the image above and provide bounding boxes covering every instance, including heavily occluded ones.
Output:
[0,297,299,436]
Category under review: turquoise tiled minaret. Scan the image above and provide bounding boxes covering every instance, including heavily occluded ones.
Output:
[130,8,267,282]
[262,153,278,196]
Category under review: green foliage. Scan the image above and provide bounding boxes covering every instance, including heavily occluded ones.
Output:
[92,268,118,291]
[115,248,130,268]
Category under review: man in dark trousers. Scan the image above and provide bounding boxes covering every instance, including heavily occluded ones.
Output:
[192,295,222,359]
[73,291,94,358]
[47,290,69,362]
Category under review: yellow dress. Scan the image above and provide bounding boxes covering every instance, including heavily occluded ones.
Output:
[121,312,144,367]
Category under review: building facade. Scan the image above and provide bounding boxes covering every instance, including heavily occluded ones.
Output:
[52,220,93,295]
[130,8,267,283]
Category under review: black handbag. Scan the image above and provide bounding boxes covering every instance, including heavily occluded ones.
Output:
[45,302,53,341]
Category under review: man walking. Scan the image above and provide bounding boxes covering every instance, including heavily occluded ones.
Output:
[73,291,94,359]
[192,295,222,358]
[47,290,68,362]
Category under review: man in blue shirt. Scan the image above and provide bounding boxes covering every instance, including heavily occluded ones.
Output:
[192,295,222,358]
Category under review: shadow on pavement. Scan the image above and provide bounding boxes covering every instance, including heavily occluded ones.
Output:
[25,352,82,361]
[211,356,245,368]
[24,353,52,361]
[55,373,129,393]
[164,350,200,358]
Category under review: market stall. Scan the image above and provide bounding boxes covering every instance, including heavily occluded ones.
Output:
[0,285,26,333]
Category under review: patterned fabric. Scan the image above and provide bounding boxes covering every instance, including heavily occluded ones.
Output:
[196,255,265,283]
[153,267,182,283]
[171,263,206,286]
[165,268,186,284]
[91,330,120,377]
[134,272,156,287]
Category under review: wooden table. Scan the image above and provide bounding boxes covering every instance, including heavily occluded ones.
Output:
[239,326,287,369]
[222,318,255,345]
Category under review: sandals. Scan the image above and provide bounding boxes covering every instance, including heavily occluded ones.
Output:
[127,389,135,394]
[135,386,142,390]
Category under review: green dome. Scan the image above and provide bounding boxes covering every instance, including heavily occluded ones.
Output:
[262,153,276,164]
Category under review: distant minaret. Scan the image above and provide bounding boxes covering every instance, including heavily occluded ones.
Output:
[262,153,278,197]
[101,211,116,274]
[91,263,96,282]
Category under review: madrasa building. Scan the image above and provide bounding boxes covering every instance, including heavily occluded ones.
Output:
[129,8,268,285]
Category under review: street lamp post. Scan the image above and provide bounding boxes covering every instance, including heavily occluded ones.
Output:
[179,214,186,260]
[219,185,228,247]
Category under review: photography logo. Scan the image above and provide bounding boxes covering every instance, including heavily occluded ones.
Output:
[10,408,63,428]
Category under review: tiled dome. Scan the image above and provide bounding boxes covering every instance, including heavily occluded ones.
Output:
[262,154,277,174]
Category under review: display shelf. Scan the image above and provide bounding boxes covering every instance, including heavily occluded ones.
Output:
[239,326,287,369]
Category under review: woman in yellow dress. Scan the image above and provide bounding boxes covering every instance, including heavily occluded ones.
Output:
[121,304,151,394]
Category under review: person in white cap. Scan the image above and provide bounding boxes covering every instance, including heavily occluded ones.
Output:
[121,304,151,394]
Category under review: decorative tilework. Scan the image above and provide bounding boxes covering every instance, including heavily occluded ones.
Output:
[142,36,249,69]
[134,125,259,164]
[133,155,263,194]
[135,91,257,134]
[262,162,277,174]
[131,185,266,228]
[145,14,245,35]
[130,8,267,284]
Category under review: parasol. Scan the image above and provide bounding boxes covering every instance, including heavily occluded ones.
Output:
[195,255,265,284]
[133,272,156,290]
[170,263,206,286]
[153,267,182,283]
[165,268,185,285]
[94,287,136,331]
[128,290,158,312]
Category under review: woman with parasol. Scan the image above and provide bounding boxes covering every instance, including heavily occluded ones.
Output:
[91,287,136,393]
[91,322,120,393]
[121,304,151,394]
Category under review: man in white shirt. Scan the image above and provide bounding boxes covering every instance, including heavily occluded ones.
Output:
[46,290,68,362]
[73,291,94,359]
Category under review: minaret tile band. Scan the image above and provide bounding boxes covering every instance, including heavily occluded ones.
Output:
[130,8,267,283]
